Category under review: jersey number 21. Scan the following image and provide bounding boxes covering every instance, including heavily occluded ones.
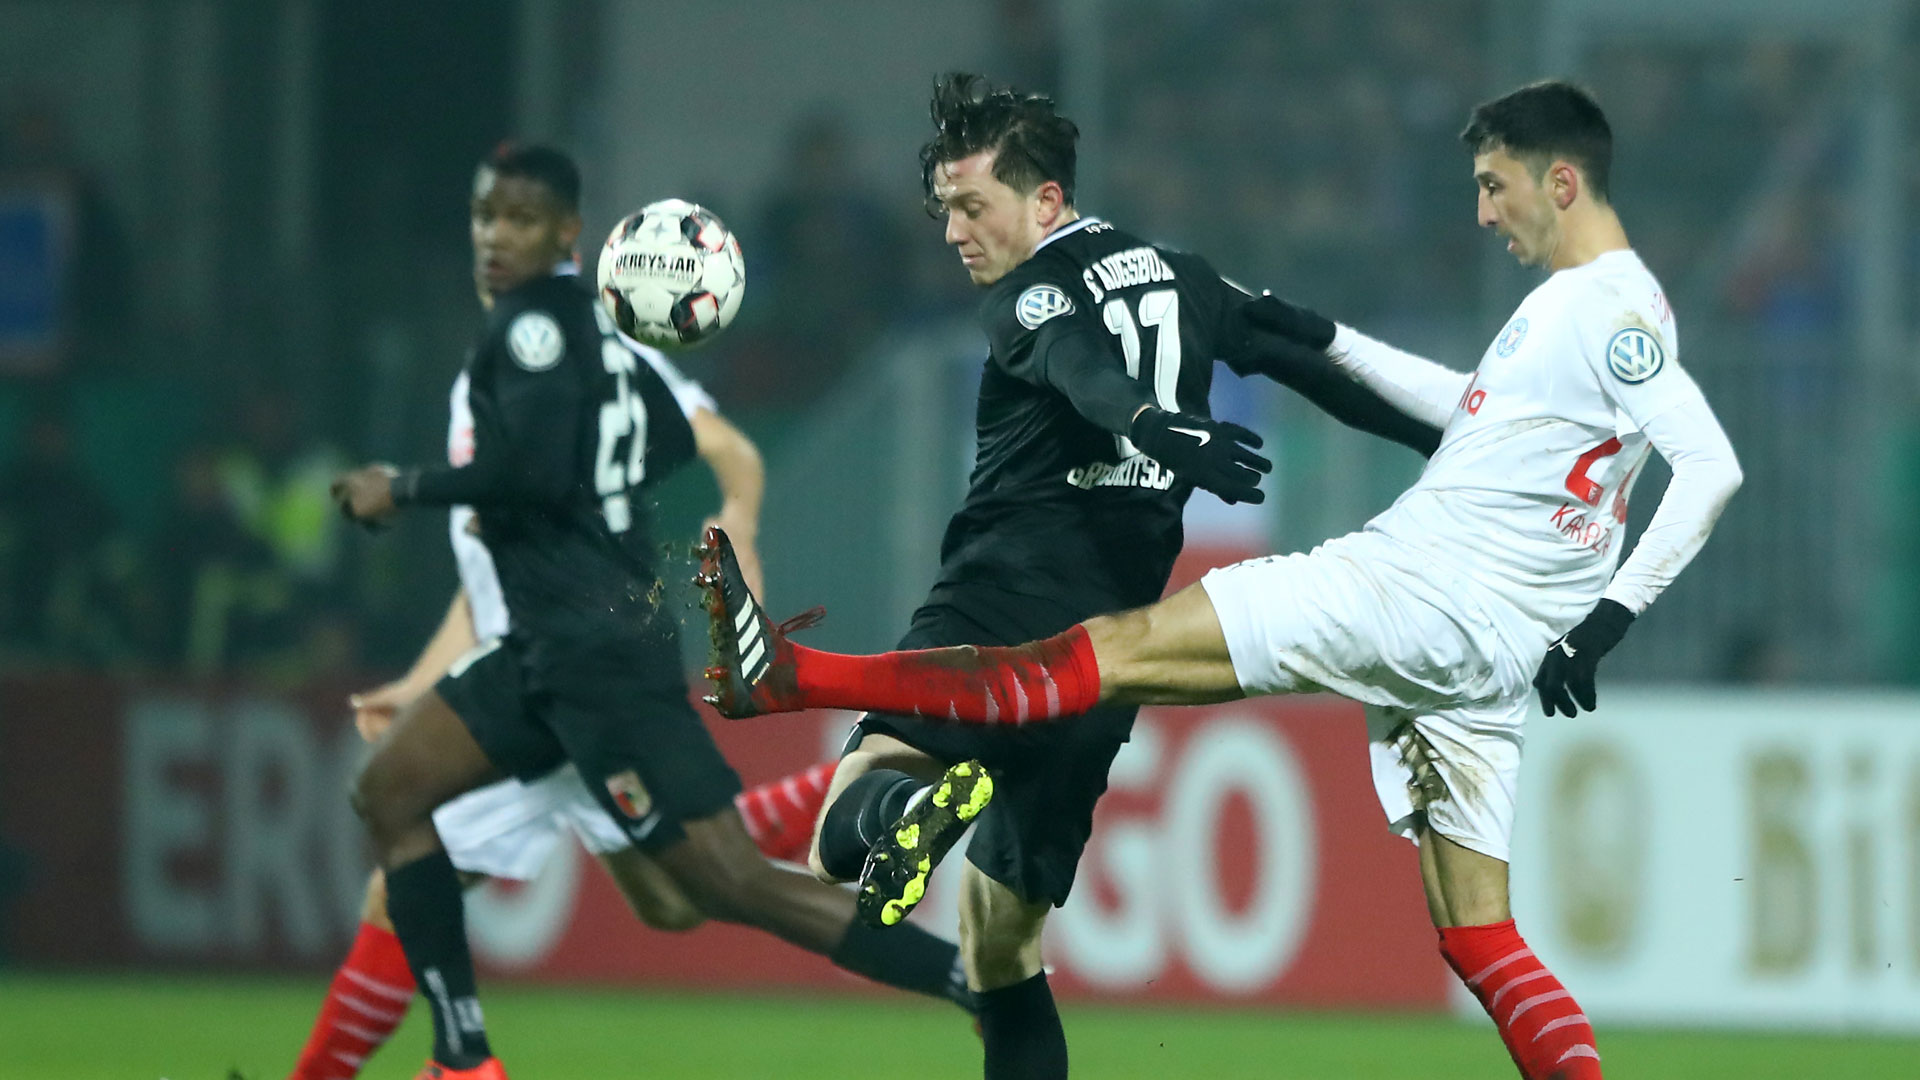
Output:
[593,327,649,534]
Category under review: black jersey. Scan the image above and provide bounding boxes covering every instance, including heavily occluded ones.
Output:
[404,271,699,647]
[929,217,1251,618]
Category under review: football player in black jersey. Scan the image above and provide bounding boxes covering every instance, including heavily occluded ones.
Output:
[331,145,973,1080]
[699,75,1442,1080]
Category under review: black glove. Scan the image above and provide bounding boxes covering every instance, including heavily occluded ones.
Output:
[1240,293,1338,352]
[1128,407,1272,504]
[1533,599,1635,717]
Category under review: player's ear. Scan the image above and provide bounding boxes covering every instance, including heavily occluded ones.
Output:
[1550,161,1579,210]
[558,212,584,251]
[1032,180,1067,228]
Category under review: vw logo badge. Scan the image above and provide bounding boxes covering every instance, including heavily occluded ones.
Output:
[1606,327,1665,383]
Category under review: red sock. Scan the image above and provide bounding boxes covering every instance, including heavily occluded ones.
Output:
[736,760,837,862]
[289,921,417,1080]
[1439,920,1602,1079]
[786,625,1101,725]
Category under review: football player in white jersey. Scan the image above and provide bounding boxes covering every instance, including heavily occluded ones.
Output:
[697,80,1740,1080]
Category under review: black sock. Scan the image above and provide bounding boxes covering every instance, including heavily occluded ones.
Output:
[386,851,491,1068]
[829,917,973,1011]
[817,768,922,879]
[979,972,1068,1080]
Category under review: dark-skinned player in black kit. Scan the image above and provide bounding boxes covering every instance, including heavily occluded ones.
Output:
[331,143,973,1080]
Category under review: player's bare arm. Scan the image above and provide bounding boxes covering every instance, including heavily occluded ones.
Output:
[352,589,480,742]
[690,406,766,596]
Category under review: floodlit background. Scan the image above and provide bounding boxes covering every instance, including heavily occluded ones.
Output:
[1,2,1917,1078]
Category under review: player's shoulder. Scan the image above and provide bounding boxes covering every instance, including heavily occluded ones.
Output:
[977,244,1089,344]
[1534,250,1678,385]
[1562,251,1674,341]
[484,274,597,373]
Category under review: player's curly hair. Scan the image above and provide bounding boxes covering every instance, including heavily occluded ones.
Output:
[483,141,582,212]
[1461,81,1613,202]
[919,72,1079,216]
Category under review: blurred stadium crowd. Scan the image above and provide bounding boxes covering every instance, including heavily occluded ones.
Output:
[0,0,1914,686]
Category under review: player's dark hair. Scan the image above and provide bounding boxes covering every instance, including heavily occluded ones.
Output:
[483,141,582,212]
[919,72,1078,215]
[1461,80,1613,202]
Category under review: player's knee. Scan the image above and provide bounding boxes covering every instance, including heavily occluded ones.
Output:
[1083,608,1154,688]
[805,841,837,884]
[349,758,429,848]
[348,761,392,831]
[633,895,706,933]
[959,919,1044,990]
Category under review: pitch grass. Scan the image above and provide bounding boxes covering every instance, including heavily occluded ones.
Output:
[4,972,1916,1080]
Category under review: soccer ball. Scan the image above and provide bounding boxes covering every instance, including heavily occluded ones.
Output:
[597,199,745,349]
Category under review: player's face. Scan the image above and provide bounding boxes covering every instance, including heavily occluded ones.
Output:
[932,151,1051,286]
[470,168,581,297]
[1474,148,1559,269]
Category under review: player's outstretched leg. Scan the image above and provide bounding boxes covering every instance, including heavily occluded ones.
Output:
[696,526,1102,723]
[851,760,994,928]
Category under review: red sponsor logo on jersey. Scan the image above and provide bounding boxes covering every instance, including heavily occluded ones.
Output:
[1457,373,1486,416]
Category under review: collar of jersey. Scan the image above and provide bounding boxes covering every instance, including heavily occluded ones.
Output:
[554,259,580,277]
[1033,216,1102,254]
[1558,247,1640,278]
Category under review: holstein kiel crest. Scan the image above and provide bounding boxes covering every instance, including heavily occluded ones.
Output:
[1015,284,1074,330]
[605,769,654,819]
[1495,317,1528,357]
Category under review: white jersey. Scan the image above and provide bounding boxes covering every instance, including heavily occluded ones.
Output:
[1364,250,1698,637]
[448,371,512,640]
[444,342,717,642]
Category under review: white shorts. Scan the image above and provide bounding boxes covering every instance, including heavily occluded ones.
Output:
[1199,530,1550,862]
[432,764,629,880]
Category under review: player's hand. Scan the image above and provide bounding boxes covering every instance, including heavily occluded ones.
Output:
[349,679,415,742]
[702,515,764,597]
[1533,599,1635,717]
[331,464,400,527]
[1239,293,1338,352]
[1128,407,1272,505]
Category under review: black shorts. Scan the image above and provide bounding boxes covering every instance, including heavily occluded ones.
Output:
[853,585,1135,907]
[436,627,742,853]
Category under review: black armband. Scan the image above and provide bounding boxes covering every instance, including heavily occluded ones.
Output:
[1237,334,1443,457]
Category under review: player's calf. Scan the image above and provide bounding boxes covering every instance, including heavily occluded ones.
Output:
[1441,919,1602,1079]
[697,527,1100,725]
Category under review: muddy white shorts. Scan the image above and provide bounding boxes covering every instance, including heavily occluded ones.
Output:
[432,763,629,880]
[1199,530,1550,862]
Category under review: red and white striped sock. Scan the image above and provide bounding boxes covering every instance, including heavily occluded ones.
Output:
[787,625,1101,725]
[288,921,416,1080]
[1439,919,1602,1080]
[736,760,837,863]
